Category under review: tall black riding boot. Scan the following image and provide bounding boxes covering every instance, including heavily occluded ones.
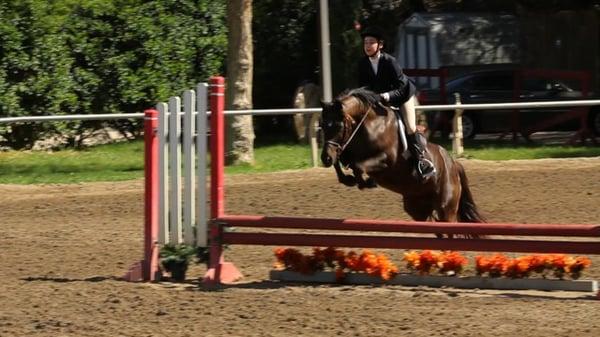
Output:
[407,132,436,181]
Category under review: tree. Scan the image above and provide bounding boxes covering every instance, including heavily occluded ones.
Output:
[0,0,227,149]
[0,0,78,149]
[225,0,255,165]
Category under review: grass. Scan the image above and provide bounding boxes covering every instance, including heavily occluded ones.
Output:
[459,139,600,160]
[0,138,598,184]
[225,143,313,174]
[0,141,144,184]
[464,145,600,160]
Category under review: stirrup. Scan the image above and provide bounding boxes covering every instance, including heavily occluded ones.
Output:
[417,158,436,179]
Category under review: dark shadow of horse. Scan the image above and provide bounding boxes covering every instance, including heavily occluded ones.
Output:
[320,88,485,228]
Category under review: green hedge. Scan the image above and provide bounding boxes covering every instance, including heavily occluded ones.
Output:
[0,0,226,149]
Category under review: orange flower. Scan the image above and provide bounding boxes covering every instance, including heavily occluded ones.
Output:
[475,255,489,275]
[273,247,321,274]
[547,254,568,268]
[565,256,592,279]
[545,254,570,278]
[377,255,399,280]
[474,253,592,279]
[527,254,547,274]
[503,256,531,278]
[277,248,593,281]
[344,251,360,270]
[374,253,399,280]
[437,251,468,274]
[339,250,399,280]
[475,254,509,277]
[404,250,465,275]
[403,251,421,269]
[415,250,438,274]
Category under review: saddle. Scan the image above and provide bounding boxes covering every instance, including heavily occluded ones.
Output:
[389,106,410,159]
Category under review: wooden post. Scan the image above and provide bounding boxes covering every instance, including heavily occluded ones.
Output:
[452,93,464,156]
[309,112,320,167]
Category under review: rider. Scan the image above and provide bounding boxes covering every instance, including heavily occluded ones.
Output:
[358,26,436,181]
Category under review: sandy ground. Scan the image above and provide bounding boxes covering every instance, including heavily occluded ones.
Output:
[1,157,599,337]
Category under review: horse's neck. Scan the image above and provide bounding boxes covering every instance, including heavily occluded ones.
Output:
[353,109,403,162]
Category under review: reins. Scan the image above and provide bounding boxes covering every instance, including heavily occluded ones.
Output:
[325,108,371,154]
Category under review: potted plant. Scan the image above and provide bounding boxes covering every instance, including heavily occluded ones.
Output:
[159,244,197,282]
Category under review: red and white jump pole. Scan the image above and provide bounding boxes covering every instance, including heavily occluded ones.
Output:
[124,109,160,281]
[204,76,243,285]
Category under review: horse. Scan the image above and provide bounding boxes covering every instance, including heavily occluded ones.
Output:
[292,81,321,143]
[320,88,486,227]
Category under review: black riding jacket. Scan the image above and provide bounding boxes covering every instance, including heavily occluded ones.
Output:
[358,52,416,106]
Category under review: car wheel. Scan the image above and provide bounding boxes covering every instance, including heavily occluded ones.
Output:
[589,109,600,136]
[461,114,477,139]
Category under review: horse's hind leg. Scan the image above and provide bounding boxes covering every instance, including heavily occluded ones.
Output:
[435,201,459,239]
[436,196,460,223]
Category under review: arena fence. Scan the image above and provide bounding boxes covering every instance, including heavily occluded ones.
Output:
[124,76,600,284]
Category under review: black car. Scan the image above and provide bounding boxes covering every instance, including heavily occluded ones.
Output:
[417,69,600,139]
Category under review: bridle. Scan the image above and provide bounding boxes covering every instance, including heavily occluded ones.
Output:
[325,108,370,156]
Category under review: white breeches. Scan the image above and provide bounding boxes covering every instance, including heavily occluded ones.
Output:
[401,95,417,134]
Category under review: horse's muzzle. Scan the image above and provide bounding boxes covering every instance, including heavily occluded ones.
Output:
[321,152,333,167]
[321,141,340,168]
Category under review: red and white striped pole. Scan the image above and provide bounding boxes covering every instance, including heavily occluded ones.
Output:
[204,76,243,286]
[210,76,225,218]
[144,109,160,281]
[124,109,159,281]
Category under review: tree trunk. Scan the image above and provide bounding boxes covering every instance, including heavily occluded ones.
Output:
[225,0,255,165]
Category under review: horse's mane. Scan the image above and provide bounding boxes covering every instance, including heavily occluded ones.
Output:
[336,87,388,116]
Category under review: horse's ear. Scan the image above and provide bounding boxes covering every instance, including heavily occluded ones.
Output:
[320,100,331,109]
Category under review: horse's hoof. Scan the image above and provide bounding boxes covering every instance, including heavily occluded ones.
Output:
[339,176,357,187]
[364,178,377,188]
[358,180,377,190]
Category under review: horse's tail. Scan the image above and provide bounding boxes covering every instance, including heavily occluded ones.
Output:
[457,162,486,223]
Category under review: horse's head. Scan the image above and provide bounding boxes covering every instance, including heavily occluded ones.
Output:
[320,88,389,167]
[320,99,347,167]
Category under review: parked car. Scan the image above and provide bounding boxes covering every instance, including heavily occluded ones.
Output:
[417,69,600,139]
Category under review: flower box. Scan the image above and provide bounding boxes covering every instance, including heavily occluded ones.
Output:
[269,270,599,292]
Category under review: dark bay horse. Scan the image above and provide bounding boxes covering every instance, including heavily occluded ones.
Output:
[320,88,485,225]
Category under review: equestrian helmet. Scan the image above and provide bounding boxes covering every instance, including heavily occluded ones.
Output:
[360,26,385,42]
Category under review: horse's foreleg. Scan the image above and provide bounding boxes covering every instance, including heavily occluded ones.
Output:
[333,162,357,187]
[403,196,434,223]
[355,153,389,173]
[351,153,388,189]
[350,166,377,189]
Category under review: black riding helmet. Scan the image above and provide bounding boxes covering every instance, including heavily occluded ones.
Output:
[360,26,385,42]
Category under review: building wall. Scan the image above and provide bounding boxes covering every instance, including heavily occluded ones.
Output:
[395,13,521,89]
[395,11,599,94]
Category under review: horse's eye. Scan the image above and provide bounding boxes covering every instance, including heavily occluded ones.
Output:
[325,121,334,128]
